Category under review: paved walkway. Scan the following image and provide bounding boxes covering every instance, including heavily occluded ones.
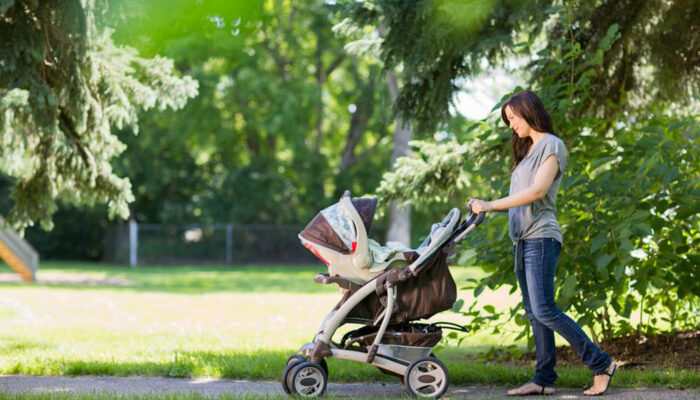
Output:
[0,375,697,399]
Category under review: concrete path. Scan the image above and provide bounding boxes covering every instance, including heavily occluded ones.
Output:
[0,375,697,399]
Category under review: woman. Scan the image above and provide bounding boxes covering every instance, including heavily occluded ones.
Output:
[468,90,616,396]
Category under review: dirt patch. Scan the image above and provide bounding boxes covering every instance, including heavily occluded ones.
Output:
[515,330,700,369]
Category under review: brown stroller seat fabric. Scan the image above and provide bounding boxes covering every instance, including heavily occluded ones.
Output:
[342,323,443,349]
[341,248,457,324]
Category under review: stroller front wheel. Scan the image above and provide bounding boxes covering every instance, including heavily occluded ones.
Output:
[287,354,306,365]
[281,355,306,394]
[288,361,328,397]
[404,356,449,398]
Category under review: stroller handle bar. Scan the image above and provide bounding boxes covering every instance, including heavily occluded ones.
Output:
[451,210,485,244]
[465,210,486,228]
[375,207,485,293]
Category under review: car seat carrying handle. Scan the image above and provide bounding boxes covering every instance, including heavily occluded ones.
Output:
[340,190,373,270]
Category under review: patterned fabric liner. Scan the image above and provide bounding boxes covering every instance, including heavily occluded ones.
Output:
[321,203,356,251]
[300,197,377,255]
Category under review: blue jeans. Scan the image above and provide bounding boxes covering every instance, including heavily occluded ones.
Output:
[516,238,611,387]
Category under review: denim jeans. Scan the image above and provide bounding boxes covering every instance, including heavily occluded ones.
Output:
[516,238,611,387]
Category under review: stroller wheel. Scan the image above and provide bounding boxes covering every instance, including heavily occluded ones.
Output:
[403,356,449,398]
[287,354,306,365]
[281,355,306,394]
[319,358,329,377]
[288,361,328,397]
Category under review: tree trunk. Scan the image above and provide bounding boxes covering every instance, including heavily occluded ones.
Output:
[314,51,324,152]
[339,103,371,171]
[339,64,375,171]
[386,71,412,246]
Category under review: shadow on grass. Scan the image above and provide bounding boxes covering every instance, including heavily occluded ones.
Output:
[0,262,486,295]
[0,263,335,294]
[2,348,697,389]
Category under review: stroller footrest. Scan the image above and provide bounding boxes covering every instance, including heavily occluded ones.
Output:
[314,273,360,290]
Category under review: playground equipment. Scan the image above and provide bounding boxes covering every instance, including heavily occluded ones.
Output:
[0,215,39,281]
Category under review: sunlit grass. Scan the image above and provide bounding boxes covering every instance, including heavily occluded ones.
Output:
[0,261,338,293]
[0,262,696,389]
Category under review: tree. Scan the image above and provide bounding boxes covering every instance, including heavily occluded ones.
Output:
[337,0,699,133]
[335,0,553,133]
[0,0,198,231]
[339,0,700,342]
[110,0,395,226]
[385,70,413,246]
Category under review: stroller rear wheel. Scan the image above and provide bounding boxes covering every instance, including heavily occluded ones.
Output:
[288,361,328,397]
[403,356,449,398]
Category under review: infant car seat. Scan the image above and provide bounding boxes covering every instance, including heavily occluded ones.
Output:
[299,191,414,284]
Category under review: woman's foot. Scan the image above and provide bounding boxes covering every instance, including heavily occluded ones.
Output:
[583,362,617,396]
[507,381,555,396]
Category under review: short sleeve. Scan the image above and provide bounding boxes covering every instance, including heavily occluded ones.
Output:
[539,136,567,180]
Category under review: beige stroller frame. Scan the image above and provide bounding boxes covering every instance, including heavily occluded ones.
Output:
[283,191,484,398]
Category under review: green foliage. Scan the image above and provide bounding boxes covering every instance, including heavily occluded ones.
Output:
[107,0,263,58]
[376,139,471,208]
[335,0,552,133]
[337,0,700,133]
[23,205,108,260]
[3,0,408,258]
[367,4,700,342]
[0,0,197,231]
[109,0,395,225]
[541,0,700,114]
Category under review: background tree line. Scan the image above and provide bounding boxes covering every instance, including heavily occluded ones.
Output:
[1,0,697,342]
[1,0,430,259]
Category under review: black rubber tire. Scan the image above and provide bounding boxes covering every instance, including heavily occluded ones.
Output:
[403,356,450,398]
[287,354,306,365]
[281,355,306,395]
[319,358,328,378]
[289,361,328,397]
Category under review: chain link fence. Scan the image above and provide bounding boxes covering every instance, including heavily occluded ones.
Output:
[109,222,331,265]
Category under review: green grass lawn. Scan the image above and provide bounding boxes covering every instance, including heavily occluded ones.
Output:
[0,261,697,390]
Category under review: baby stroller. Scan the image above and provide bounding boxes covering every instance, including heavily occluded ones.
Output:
[282,191,484,398]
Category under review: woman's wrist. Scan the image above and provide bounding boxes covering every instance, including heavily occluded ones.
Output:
[486,201,496,212]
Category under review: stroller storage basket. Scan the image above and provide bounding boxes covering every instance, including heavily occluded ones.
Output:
[341,323,443,349]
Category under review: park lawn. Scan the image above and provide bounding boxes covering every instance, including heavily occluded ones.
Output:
[0,262,697,390]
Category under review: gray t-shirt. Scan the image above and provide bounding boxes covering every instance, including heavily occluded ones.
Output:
[508,133,567,245]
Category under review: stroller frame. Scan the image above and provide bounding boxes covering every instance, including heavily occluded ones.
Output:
[283,192,484,398]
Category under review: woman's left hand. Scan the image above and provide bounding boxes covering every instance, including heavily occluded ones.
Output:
[468,198,492,214]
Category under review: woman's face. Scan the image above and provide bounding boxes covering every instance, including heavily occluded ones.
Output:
[505,105,531,138]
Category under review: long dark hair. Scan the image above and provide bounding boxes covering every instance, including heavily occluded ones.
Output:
[500,90,556,170]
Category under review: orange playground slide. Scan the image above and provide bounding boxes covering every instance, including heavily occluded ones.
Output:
[0,216,38,282]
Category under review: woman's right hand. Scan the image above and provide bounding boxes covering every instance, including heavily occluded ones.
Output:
[468,198,492,214]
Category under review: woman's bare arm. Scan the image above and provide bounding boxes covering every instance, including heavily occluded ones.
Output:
[469,155,559,213]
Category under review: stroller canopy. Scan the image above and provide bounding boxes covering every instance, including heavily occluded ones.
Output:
[300,197,377,254]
